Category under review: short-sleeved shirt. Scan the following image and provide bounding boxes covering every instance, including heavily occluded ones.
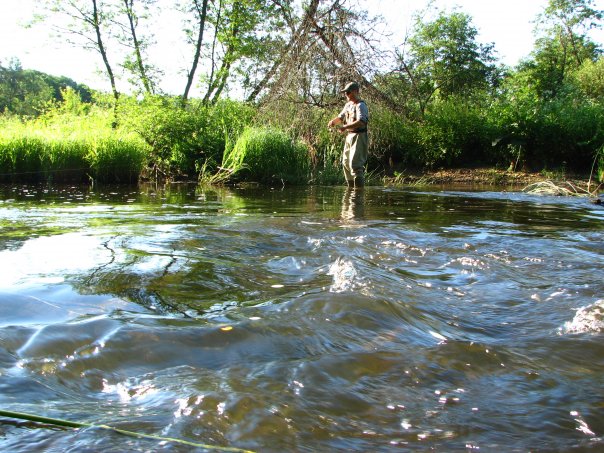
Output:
[338,100,369,132]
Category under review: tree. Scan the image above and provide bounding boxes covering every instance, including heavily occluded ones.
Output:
[118,0,159,95]
[0,59,53,115]
[181,0,210,103]
[202,0,282,104]
[572,56,604,99]
[245,0,302,102]
[525,0,603,98]
[247,0,395,110]
[539,0,603,65]
[395,8,499,116]
[40,0,120,125]
[0,58,92,116]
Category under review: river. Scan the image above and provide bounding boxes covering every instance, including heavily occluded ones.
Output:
[0,183,602,452]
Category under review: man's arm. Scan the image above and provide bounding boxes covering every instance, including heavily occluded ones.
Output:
[340,118,366,131]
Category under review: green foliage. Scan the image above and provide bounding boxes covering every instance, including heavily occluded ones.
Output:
[596,146,604,182]
[571,57,604,99]
[368,103,418,168]
[202,0,286,103]
[0,103,147,183]
[527,0,603,99]
[413,96,496,168]
[490,78,604,171]
[404,9,499,101]
[120,96,255,179]
[0,58,92,116]
[253,99,346,184]
[218,126,310,185]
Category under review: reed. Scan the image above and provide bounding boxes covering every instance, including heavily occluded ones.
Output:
[0,409,254,453]
[0,112,148,183]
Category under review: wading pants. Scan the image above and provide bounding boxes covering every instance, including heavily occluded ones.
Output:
[342,131,368,187]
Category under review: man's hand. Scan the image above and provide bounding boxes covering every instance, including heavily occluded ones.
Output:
[328,117,342,129]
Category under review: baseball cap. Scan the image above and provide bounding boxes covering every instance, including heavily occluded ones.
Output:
[341,82,359,93]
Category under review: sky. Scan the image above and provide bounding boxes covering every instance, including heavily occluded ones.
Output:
[1,0,603,95]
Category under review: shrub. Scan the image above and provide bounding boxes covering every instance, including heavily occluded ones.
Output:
[121,97,255,179]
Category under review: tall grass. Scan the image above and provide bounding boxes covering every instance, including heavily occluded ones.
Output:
[3,86,602,186]
[0,109,148,183]
[213,126,310,185]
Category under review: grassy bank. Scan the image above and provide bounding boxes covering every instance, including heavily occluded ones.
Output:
[1,91,603,187]
[0,109,148,183]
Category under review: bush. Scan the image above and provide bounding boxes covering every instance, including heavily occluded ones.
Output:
[489,88,604,172]
[368,104,416,170]
[401,96,497,168]
[121,97,255,179]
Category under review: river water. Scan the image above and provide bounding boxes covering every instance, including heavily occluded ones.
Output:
[0,183,602,452]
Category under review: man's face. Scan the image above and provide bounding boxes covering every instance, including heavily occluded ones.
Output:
[345,89,358,101]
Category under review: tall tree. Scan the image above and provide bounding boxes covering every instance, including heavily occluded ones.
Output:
[0,59,53,115]
[249,0,395,110]
[396,8,498,115]
[526,0,603,98]
[539,0,603,65]
[40,0,120,124]
[202,0,280,104]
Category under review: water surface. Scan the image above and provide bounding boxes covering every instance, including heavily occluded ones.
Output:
[0,184,603,451]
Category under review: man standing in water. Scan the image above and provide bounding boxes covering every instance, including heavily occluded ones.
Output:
[327,82,369,188]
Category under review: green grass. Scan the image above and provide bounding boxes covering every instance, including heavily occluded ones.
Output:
[212,126,310,185]
[0,111,148,183]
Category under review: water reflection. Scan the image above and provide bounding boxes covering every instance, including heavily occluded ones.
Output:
[341,187,365,221]
[0,184,603,452]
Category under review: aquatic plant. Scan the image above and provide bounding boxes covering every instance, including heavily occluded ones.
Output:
[522,180,598,197]
[0,409,254,453]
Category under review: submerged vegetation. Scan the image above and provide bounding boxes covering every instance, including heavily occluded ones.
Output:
[1,0,603,187]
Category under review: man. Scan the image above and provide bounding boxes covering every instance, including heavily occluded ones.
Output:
[327,82,369,188]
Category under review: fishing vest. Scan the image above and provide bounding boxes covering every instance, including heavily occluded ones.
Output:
[341,100,368,133]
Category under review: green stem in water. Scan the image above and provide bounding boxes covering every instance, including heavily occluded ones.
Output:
[0,409,255,453]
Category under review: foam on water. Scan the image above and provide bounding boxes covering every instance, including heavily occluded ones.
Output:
[562,299,604,334]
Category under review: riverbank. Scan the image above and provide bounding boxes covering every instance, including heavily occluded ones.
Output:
[386,168,601,191]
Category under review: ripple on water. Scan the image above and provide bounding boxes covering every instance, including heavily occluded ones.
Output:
[1,185,604,452]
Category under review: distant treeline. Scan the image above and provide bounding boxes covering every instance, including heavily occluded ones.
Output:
[0,59,92,116]
[1,1,603,185]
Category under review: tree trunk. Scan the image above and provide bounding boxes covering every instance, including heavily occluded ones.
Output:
[92,0,120,127]
[203,0,223,104]
[182,0,209,104]
[123,0,153,94]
